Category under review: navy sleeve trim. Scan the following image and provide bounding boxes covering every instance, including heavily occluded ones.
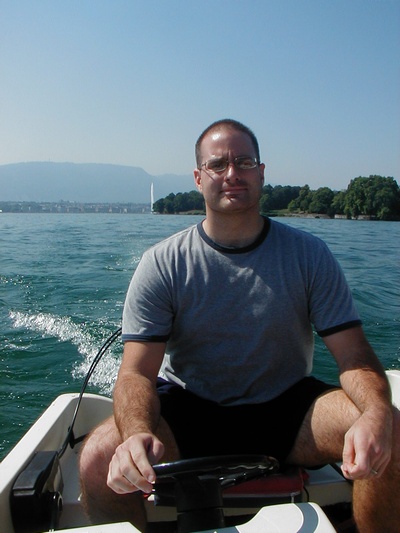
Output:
[122,334,170,343]
[317,320,362,338]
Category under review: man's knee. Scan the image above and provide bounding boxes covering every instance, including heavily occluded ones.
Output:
[392,406,400,458]
[287,389,360,465]
[80,417,121,482]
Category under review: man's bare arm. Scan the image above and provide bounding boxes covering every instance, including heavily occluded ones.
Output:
[107,341,166,494]
[323,326,393,479]
[113,341,166,440]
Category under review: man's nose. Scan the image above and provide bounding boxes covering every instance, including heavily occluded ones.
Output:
[224,162,239,181]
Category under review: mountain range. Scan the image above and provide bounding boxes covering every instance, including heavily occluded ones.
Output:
[0,162,195,203]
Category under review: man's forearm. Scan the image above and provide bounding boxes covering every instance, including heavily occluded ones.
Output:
[113,372,161,442]
[339,346,392,420]
[325,327,392,415]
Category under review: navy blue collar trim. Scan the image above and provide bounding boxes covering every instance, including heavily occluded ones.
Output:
[197,216,270,254]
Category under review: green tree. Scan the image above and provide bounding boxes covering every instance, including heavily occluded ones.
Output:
[164,193,176,214]
[272,185,301,209]
[288,185,312,212]
[187,190,205,211]
[308,187,335,215]
[260,185,300,213]
[153,198,165,213]
[344,176,400,220]
[173,193,190,212]
[153,190,205,213]
[331,191,347,215]
[173,191,205,212]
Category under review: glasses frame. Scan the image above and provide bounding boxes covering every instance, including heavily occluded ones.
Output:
[199,156,259,176]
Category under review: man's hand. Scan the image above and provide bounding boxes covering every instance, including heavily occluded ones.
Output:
[341,409,392,480]
[107,432,165,494]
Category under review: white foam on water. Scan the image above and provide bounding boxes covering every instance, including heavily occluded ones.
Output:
[10,310,91,347]
[9,310,120,395]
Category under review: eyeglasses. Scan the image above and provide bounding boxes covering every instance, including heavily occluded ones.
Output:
[200,156,258,176]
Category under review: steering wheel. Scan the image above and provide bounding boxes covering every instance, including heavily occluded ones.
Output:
[153,454,279,486]
[151,455,279,533]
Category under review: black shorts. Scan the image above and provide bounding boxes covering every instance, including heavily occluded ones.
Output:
[157,377,336,464]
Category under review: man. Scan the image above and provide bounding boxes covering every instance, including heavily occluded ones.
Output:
[80,119,399,532]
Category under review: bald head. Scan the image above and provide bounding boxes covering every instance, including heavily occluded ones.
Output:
[195,119,261,168]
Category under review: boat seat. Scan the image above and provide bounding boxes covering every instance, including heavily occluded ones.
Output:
[145,462,351,531]
[152,466,306,509]
[222,466,306,507]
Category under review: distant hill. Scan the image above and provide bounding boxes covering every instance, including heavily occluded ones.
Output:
[0,162,195,203]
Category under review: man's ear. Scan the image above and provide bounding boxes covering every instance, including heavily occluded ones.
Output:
[193,169,203,192]
[258,163,265,185]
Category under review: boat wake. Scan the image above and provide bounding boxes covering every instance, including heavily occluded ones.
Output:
[8,311,120,395]
[9,311,91,346]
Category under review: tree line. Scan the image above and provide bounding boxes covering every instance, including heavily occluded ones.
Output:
[153,175,400,220]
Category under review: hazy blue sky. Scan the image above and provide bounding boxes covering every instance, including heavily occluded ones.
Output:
[1,0,399,190]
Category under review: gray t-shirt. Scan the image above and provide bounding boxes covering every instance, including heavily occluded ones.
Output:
[122,218,361,405]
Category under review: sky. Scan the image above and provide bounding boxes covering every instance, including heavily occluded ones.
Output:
[1,0,399,190]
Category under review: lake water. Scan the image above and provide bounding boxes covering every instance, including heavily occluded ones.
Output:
[1,214,399,460]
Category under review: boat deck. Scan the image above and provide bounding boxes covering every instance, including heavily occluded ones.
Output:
[1,370,398,533]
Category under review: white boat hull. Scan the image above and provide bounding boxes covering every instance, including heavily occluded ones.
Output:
[1,370,399,533]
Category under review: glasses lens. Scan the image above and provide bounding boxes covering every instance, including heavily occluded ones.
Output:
[235,156,257,170]
[203,156,258,174]
[205,158,227,173]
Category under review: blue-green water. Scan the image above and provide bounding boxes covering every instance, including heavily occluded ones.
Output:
[1,214,399,460]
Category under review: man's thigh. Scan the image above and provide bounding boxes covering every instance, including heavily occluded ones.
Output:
[80,414,180,470]
[286,388,361,466]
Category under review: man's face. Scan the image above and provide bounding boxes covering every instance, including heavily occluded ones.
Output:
[194,127,265,215]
